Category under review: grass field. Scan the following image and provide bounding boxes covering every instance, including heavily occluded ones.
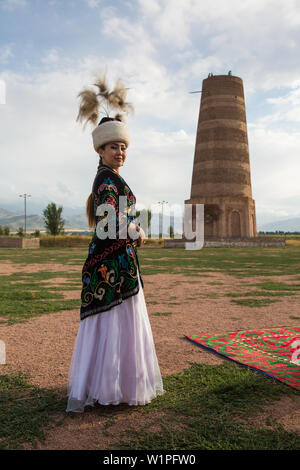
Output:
[0,244,300,450]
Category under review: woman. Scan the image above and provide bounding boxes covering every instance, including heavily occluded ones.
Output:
[66,117,164,412]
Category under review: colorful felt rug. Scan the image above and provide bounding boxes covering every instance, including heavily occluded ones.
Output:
[185,327,300,390]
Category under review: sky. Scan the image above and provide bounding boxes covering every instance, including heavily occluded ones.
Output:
[1,0,300,228]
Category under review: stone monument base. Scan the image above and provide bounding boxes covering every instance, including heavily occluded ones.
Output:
[164,237,285,248]
[0,237,40,249]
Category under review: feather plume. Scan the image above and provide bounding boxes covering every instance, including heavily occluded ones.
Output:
[93,73,109,100]
[114,113,124,122]
[76,74,134,128]
[108,79,134,115]
[76,88,99,128]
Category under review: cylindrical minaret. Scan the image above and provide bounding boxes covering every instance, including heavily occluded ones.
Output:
[185,74,257,239]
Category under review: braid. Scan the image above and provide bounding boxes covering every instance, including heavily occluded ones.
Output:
[97,156,102,173]
[86,156,103,229]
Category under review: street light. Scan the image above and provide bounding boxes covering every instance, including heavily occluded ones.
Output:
[157,200,168,239]
[19,193,31,236]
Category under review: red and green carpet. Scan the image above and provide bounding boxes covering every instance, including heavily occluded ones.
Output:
[185,327,300,390]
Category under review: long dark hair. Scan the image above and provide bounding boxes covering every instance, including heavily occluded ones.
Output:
[86,117,121,229]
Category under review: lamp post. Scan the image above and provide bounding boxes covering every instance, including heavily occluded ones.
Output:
[19,193,31,236]
[157,200,168,239]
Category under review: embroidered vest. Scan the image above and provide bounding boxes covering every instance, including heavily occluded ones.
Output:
[80,164,143,321]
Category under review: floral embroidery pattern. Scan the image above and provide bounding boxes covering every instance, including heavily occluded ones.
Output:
[80,165,142,321]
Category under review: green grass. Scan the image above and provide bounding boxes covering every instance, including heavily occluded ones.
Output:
[108,362,300,450]
[2,244,300,278]
[225,280,300,307]
[1,358,300,449]
[0,372,66,450]
[1,245,300,449]
[137,245,300,278]
[0,271,81,324]
[230,298,279,308]
[227,290,296,297]
[254,281,300,291]
[151,312,173,316]
[0,247,87,265]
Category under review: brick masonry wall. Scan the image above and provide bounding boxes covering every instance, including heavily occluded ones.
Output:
[0,237,40,249]
[188,74,257,238]
[164,238,286,248]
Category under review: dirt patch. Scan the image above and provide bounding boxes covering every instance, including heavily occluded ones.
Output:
[1,269,300,449]
[239,395,300,434]
[25,408,170,450]
[0,262,81,276]
[0,260,17,275]
[41,277,79,285]
[61,290,81,300]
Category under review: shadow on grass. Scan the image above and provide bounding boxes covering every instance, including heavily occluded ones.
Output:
[1,362,300,450]
[109,362,300,450]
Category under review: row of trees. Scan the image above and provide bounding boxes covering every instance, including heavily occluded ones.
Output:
[134,209,176,238]
[0,203,64,237]
[0,225,41,237]
[258,231,300,235]
[0,225,10,236]
[1,203,178,238]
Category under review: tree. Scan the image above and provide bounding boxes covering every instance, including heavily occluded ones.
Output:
[0,226,3,236]
[147,209,152,238]
[43,202,65,235]
[17,226,24,237]
[135,209,152,238]
[33,229,40,237]
[169,225,174,239]
[3,226,10,236]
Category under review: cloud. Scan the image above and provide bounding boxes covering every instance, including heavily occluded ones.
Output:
[0,68,93,208]
[85,0,101,8]
[248,123,300,216]
[134,0,300,93]
[0,0,27,10]
[41,48,60,65]
[1,0,300,222]
[0,44,14,63]
[0,61,197,214]
[123,128,195,209]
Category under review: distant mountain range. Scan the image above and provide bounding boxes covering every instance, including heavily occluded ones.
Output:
[1,207,300,234]
[0,208,90,232]
[258,217,300,232]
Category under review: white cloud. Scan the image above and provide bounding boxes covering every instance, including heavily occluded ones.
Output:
[0,0,27,10]
[248,124,300,216]
[0,44,14,63]
[2,0,300,222]
[0,62,197,214]
[137,0,161,16]
[41,48,60,65]
[85,0,101,8]
[134,0,300,93]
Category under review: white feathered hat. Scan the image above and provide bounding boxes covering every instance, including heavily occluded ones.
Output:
[92,118,130,152]
[76,73,133,153]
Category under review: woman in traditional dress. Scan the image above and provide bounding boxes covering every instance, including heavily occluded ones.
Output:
[66,115,164,412]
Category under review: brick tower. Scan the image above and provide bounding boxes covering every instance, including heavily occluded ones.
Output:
[185,73,257,239]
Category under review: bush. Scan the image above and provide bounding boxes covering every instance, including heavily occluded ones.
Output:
[16,227,24,237]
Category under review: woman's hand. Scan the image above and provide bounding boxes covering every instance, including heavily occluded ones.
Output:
[128,223,145,247]
[136,226,145,247]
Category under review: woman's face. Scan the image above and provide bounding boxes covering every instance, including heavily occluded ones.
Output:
[98,141,127,172]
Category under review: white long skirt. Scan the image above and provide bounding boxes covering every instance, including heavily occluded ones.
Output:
[66,272,164,412]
